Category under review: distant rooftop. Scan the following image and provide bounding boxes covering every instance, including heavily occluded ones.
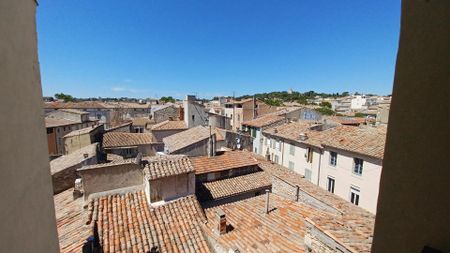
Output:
[190,151,258,175]
[63,124,103,138]
[143,155,194,180]
[163,125,211,153]
[50,143,98,175]
[151,120,187,131]
[103,132,156,148]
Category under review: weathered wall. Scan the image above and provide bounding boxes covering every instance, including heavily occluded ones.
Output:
[64,133,92,154]
[146,173,195,203]
[153,105,180,123]
[372,1,450,253]
[224,130,253,151]
[52,155,98,194]
[80,163,142,197]
[0,0,60,251]
[152,129,185,142]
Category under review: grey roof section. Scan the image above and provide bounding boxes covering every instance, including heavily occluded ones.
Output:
[50,143,98,175]
[163,126,211,153]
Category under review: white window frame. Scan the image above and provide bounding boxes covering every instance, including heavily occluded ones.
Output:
[288,161,295,170]
[330,151,337,166]
[353,158,364,175]
[350,187,360,206]
[304,168,312,181]
[327,177,335,193]
[289,144,295,156]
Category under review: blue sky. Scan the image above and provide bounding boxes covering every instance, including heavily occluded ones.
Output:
[37,0,401,99]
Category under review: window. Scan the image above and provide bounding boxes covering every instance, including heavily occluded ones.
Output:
[275,141,281,151]
[353,158,364,175]
[306,147,313,163]
[330,151,337,166]
[265,137,269,146]
[251,128,256,138]
[192,115,195,122]
[289,144,295,156]
[304,169,312,181]
[46,128,53,134]
[254,147,258,154]
[350,187,360,205]
[288,161,295,170]
[274,154,279,164]
[327,177,335,193]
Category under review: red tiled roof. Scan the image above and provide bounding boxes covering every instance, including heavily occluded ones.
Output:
[263,121,332,148]
[151,120,187,131]
[190,151,258,175]
[143,155,195,180]
[256,156,375,252]
[54,188,91,253]
[103,132,155,148]
[203,194,329,253]
[322,125,387,159]
[88,192,211,253]
[242,114,285,128]
[197,171,271,201]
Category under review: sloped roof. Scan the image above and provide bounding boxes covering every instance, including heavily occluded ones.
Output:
[103,132,155,148]
[197,171,270,201]
[54,188,92,253]
[143,155,194,180]
[50,143,98,174]
[151,120,187,131]
[322,125,387,159]
[263,121,332,148]
[63,124,102,138]
[190,151,258,175]
[242,114,285,128]
[163,126,211,153]
[88,192,211,253]
[45,117,80,128]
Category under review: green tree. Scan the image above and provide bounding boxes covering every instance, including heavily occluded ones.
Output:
[160,96,175,103]
[319,101,332,108]
[54,93,75,102]
[316,107,336,116]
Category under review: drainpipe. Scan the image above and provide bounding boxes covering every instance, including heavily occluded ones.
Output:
[317,150,322,186]
[281,141,285,166]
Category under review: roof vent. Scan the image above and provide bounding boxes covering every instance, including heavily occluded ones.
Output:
[274,128,278,133]
[83,153,89,159]
[299,133,308,141]
[216,209,227,235]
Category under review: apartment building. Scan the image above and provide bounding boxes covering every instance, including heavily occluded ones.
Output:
[224,98,277,131]
[261,121,386,213]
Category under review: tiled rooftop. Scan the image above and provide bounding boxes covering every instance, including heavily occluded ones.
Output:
[45,117,80,128]
[58,108,89,115]
[54,188,91,253]
[103,132,156,148]
[322,125,387,160]
[143,155,195,180]
[203,194,327,253]
[151,120,187,131]
[263,121,331,148]
[50,143,98,174]
[197,171,270,202]
[63,124,102,138]
[88,192,211,253]
[190,151,258,175]
[131,117,153,126]
[256,156,375,252]
[105,121,132,132]
[163,125,211,153]
[242,114,285,128]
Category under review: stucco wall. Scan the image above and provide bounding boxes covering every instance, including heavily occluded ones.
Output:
[371,1,450,252]
[0,0,60,251]
[319,149,382,214]
[146,173,195,203]
[79,163,143,197]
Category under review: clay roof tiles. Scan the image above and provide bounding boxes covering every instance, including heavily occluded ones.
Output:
[103,132,156,148]
[143,155,195,180]
[190,151,258,175]
[151,120,187,131]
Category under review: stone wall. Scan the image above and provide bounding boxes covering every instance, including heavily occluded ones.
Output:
[224,130,253,151]
[52,156,98,194]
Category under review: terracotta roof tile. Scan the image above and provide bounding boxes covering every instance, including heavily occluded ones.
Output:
[242,114,285,128]
[45,117,81,128]
[54,188,91,253]
[197,171,271,201]
[151,120,187,131]
[88,192,211,253]
[103,132,156,148]
[143,155,195,180]
[190,151,258,175]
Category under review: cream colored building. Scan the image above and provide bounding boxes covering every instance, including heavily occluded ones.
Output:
[261,122,386,213]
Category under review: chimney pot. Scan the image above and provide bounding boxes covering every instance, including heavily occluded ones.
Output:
[83,153,89,159]
[216,209,227,235]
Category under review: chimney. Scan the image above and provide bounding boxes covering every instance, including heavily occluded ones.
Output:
[216,209,227,235]
[208,127,216,157]
[273,128,278,133]
[229,247,240,253]
[73,178,83,199]
[265,189,270,214]
[299,133,308,141]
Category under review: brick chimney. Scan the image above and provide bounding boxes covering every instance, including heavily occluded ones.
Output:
[216,209,227,235]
